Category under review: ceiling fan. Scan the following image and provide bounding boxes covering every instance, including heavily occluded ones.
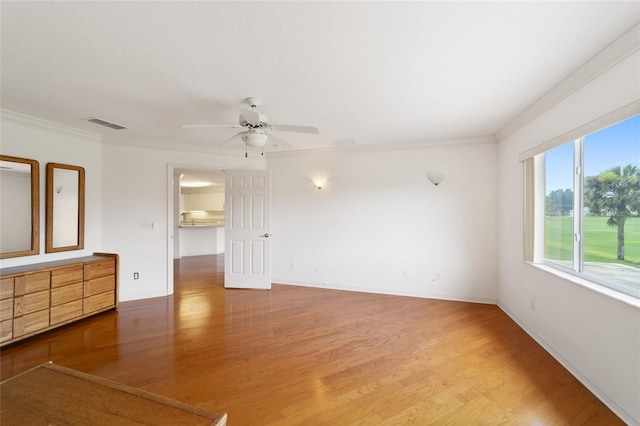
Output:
[181,97,319,156]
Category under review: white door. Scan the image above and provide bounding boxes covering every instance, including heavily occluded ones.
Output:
[224,170,271,289]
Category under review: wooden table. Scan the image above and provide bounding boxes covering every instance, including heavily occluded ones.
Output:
[0,362,227,425]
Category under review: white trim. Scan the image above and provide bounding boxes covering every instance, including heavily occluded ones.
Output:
[101,133,496,158]
[498,302,639,426]
[274,279,497,305]
[518,100,640,161]
[573,138,584,272]
[101,137,243,156]
[166,163,175,297]
[1,109,102,142]
[529,262,640,309]
[266,136,496,159]
[498,22,640,143]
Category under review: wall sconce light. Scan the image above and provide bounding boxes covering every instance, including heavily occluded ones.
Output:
[312,178,326,189]
[427,172,445,186]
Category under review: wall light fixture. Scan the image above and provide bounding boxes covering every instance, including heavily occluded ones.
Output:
[312,178,326,189]
[427,172,445,186]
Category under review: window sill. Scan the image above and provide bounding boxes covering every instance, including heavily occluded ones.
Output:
[528,262,640,309]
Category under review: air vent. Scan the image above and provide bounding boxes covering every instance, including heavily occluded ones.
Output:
[87,117,128,130]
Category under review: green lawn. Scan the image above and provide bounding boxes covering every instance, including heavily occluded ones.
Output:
[545,216,640,268]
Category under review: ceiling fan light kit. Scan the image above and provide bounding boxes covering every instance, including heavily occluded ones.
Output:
[181,97,319,155]
[241,130,268,148]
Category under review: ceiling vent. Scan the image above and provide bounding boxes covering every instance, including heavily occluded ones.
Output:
[87,117,128,130]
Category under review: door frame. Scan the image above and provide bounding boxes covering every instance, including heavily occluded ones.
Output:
[166,163,226,296]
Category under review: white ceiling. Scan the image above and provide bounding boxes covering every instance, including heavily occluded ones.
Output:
[2,1,639,154]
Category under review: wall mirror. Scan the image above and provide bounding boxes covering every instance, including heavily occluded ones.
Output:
[46,163,85,253]
[0,155,40,259]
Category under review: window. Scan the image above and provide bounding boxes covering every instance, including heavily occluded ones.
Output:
[537,115,639,299]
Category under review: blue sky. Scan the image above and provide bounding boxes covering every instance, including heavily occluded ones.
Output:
[546,115,640,193]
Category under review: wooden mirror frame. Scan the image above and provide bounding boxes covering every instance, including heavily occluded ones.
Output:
[0,155,40,259]
[45,163,85,253]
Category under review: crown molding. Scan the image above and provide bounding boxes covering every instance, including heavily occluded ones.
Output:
[496,22,640,142]
[265,135,496,159]
[518,99,640,162]
[1,109,102,142]
[100,136,250,157]
[102,133,496,159]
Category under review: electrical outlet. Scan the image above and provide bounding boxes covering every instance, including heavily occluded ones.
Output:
[290,261,295,270]
[134,272,139,280]
[530,298,536,311]
[402,269,408,279]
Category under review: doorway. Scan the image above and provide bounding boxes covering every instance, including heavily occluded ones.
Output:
[178,170,226,258]
[167,165,225,296]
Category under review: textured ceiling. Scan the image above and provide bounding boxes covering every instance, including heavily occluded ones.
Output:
[2,1,639,154]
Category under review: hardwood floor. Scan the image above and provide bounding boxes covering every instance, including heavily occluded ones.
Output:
[1,254,622,425]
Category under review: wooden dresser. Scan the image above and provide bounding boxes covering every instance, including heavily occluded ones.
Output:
[0,253,118,347]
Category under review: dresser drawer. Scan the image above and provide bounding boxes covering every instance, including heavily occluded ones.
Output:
[84,259,115,280]
[0,277,14,300]
[51,282,83,306]
[14,290,50,316]
[84,275,115,297]
[0,298,14,322]
[14,271,50,295]
[51,265,84,288]
[13,310,49,337]
[0,319,12,343]
[51,300,83,325]
[83,290,115,314]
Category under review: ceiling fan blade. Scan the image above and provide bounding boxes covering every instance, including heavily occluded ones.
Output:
[266,131,293,149]
[219,131,245,146]
[271,124,319,134]
[181,124,242,129]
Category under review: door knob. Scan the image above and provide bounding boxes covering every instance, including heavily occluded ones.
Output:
[261,233,271,238]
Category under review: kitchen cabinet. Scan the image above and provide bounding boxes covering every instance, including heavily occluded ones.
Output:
[212,193,225,210]
[181,192,224,211]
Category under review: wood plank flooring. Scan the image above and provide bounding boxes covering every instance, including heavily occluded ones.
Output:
[1,254,623,425]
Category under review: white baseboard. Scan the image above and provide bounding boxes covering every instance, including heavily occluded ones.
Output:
[273,279,496,305]
[498,303,638,426]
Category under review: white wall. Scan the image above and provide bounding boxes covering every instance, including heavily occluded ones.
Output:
[101,143,264,302]
[497,50,640,424]
[0,111,103,268]
[267,140,498,303]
